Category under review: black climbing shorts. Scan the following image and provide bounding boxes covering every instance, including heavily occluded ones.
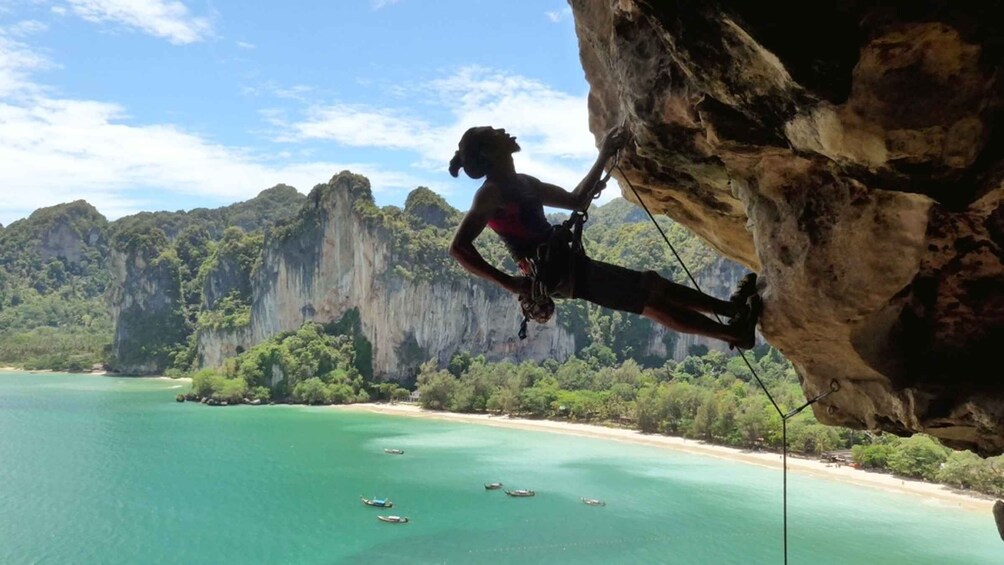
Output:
[555,255,650,315]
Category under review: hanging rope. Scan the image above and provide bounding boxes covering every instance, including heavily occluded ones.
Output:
[613,162,839,565]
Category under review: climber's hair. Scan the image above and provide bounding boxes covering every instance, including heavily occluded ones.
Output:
[449,126,519,179]
[449,151,464,178]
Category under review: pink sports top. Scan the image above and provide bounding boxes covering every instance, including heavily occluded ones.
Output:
[486,177,554,260]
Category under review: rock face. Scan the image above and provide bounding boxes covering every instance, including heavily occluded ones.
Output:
[107,235,186,374]
[198,173,577,378]
[570,1,1004,452]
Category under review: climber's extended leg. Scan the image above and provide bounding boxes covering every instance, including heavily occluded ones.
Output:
[563,256,759,349]
[640,275,739,318]
[641,291,757,347]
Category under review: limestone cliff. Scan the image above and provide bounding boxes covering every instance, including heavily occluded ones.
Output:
[570,1,1004,452]
[198,172,576,378]
[107,230,186,374]
[105,187,305,374]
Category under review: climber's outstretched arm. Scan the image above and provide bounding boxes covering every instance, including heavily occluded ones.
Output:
[537,126,629,211]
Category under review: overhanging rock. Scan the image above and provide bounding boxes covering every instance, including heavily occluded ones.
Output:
[570,0,1004,453]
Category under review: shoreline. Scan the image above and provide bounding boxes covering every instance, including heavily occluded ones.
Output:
[0,367,191,382]
[335,402,995,514]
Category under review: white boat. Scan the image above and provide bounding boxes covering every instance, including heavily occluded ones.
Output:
[505,489,535,497]
[384,448,404,455]
[581,498,606,506]
[378,515,409,524]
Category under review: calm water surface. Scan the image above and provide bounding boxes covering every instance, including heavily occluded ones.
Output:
[0,372,1000,564]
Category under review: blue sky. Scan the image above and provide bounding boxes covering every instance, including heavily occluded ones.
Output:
[0,0,616,226]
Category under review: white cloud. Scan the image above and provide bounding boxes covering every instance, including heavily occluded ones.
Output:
[0,96,428,223]
[372,0,400,9]
[0,22,422,225]
[242,81,316,101]
[283,104,436,149]
[66,0,212,44]
[545,7,571,23]
[277,66,602,193]
[8,20,48,36]
[430,67,595,159]
[0,28,51,97]
[235,40,254,49]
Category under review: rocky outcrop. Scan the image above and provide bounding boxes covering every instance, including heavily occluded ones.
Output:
[571,1,1004,452]
[107,231,186,374]
[404,187,459,229]
[198,173,576,379]
[201,251,251,310]
[0,200,107,270]
[197,326,251,369]
[199,231,260,310]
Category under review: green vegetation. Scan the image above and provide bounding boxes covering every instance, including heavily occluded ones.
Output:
[418,345,1004,497]
[403,186,461,229]
[196,291,252,331]
[187,321,403,405]
[110,185,303,241]
[0,187,303,372]
[0,201,111,370]
[851,436,1004,495]
[192,228,264,333]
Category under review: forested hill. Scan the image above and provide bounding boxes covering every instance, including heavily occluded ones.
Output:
[0,186,304,370]
[0,172,744,375]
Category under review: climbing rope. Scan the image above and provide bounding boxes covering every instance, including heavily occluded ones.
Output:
[613,163,839,565]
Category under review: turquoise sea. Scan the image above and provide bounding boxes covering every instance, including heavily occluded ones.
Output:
[0,371,1000,564]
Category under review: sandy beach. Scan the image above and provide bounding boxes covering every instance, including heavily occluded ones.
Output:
[336,402,996,514]
[0,367,190,382]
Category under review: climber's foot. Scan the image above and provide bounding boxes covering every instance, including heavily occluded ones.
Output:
[729,273,758,312]
[729,294,761,351]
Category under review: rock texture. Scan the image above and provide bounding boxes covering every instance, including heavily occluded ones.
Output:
[570,1,1004,452]
[107,238,186,374]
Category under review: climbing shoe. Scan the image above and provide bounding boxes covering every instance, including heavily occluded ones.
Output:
[729,293,761,351]
[729,273,758,309]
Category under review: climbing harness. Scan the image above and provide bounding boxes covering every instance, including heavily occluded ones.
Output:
[517,162,615,340]
[614,161,840,565]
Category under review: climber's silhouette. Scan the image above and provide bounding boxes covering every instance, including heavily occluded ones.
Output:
[448,126,760,348]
